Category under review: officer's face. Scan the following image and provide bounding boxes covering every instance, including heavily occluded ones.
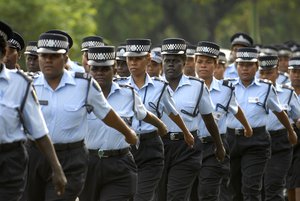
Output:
[116,60,130,77]
[290,69,300,88]
[163,54,185,81]
[39,53,67,80]
[3,47,19,69]
[90,65,114,88]
[126,55,149,77]
[278,56,289,72]
[195,55,216,80]
[259,68,278,84]
[147,60,162,77]
[237,61,258,82]
[183,57,196,76]
[26,54,40,73]
[214,63,225,80]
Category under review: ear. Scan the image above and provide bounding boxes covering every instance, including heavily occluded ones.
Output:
[64,54,69,64]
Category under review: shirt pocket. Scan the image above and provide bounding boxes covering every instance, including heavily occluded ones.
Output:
[62,104,85,130]
[180,102,196,122]
[0,102,20,133]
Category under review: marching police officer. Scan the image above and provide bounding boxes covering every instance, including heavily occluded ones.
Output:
[4,31,25,70]
[24,41,40,73]
[226,47,297,201]
[116,44,131,77]
[277,45,292,85]
[26,32,137,201]
[0,21,66,201]
[258,55,300,201]
[79,46,167,201]
[195,41,252,201]
[116,38,194,201]
[156,38,225,201]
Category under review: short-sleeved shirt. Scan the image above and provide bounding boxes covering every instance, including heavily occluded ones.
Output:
[161,75,214,132]
[116,73,178,134]
[227,78,282,128]
[267,84,300,131]
[276,72,291,85]
[85,82,148,150]
[199,77,238,137]
[33,69,112,143]
[0,65,48,143]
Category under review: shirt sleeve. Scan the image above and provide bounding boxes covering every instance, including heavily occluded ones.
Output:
[289,91,300,119]
[161,87,179,115]
[133,90,148,120]
[228,92,239,115]
[267,85,282,113]
[88,78,112,120]
[23,85,49,139]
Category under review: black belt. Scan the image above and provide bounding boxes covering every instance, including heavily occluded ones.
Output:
[200,134,226,144]
[54,140,84,151]
[0,141,24,153]
[163,130,198,141]
[137,130,158,141]
[227,126,266,136]
[89,147,130,159]
[268,128,287,136]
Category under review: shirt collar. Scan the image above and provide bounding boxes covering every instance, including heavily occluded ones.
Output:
[235,77,261,87]
[209,77,221,92]
[177,74,192,88]
[0,64,10,81]
[129,73,154,89]
[108,82,121,97]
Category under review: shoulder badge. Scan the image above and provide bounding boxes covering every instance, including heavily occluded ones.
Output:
[281,84,294,91]
[74,72,92,80]
[279,71,290,77]
[16,70,32,83]
[222,79,234,89]
[259,78,273,85]
[119,83,134,90]
[152,76,169,84]
[113,77,129,82]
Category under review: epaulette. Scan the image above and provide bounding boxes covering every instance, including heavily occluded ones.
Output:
[119,83,134,90]
[113,77,129,82]
[259,79,273,85]
[152,76,169,84]
[16,70,32,82]
[74,72,91,80]
[281,84,294,91]
[222,79,234,89]
[188,76,204,83]
[279,71,290,77]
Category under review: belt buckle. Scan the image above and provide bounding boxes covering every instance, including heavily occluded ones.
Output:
[170,133,178,140]
[98,149,108,159]
[200,137,207,143]
[235,128,243,135]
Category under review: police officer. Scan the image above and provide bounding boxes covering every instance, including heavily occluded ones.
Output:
[286,56,300,201]
[26,32,137,201]
[214,51,227,80]
[147,48,163,78]
[80,35,104,73]
[0,21,66,201]
[79,46,167,201]
[226,47,297,201]
[277,45,292,85]
[116,38,194,201]
[195,41,252,201]
[258,55,300,201]
[24,41,40,73]
[224,32,253,79]
[4,31,25,70]
[156,38,225,201]
[183,43,197,77]
[116,44,131,77]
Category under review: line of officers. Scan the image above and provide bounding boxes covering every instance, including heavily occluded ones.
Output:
[1,20,300,201]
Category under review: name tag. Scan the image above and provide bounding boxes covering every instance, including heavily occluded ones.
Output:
[39,100,48,105]
[248,97,259,103]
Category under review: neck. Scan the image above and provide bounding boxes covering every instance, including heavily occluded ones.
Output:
[132,73,146,89]
[204,77,213,89]
[100,83,112,98]
[241,78,254,87]
[46,74,63,90]
[167,74,182,91]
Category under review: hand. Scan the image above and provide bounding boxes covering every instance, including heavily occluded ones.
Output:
[244,127,253,137]
[52,166,67,196]
[288,130,298,145]
[215,144,226,162]
[184,131,194,148]
[157,123,168,137]
[125,129,138,145]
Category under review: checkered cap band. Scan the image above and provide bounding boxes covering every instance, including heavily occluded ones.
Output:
[8,38,21,50]
[88,52,115,61]
[81,41,104,49]
[25,45,37,53]
[289,58,300,67]
[126,44,150,53]
[186,48,195,55]
[117,48,126,57]
[236,51,258,59]
[218,54,226,62]
[0,30,8,41]
[259,58,278,67]
[162,43,186,52]
[38,39,69,49]
[196,46,219,57]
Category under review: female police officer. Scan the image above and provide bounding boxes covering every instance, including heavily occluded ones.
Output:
[0,21,66,201]
[26,32,137,201]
